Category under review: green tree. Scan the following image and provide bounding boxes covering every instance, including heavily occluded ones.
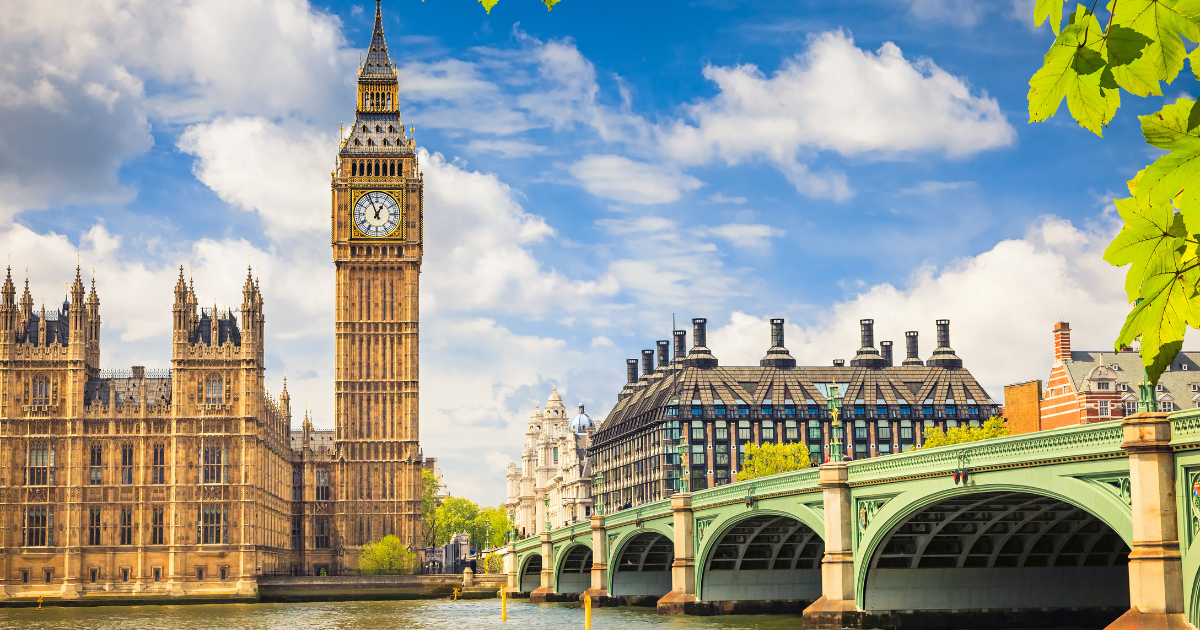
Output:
[435,496,481,546]
[421,468,442,547]
[358,534,416,575]
[1028,1,1200,384]
[480,552,505,574]
[737,442,812,481]
[922,417,1011,448]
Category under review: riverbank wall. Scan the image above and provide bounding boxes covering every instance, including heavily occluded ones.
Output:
[0,574,506,607]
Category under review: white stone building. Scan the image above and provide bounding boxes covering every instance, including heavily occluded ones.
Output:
[506,388,595,538]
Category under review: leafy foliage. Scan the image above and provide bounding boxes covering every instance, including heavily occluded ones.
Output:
[921,417,1011,448]
[1029,1,1200,384]
[436,0,562,14]
[421,468,442,547]
[358,535,416,575]
[479,552,505,574]
[433,497,514,551]
[736,442,812,481]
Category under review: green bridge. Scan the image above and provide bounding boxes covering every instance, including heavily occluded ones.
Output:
[501,412,1200,628]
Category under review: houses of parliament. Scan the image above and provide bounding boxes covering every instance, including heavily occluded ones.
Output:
[0,1,423,599]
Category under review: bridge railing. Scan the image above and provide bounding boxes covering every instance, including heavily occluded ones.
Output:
[1171,407,1200,445]
[845,417,1126,486]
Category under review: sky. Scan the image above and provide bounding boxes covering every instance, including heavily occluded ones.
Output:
[0,0,1189,504]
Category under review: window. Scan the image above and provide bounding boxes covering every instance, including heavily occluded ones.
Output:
[737,405,749,416]
[88,508,102,545]
[691,406,702,416]
[877,405,888,416]
[877,422,892,440]
[808,420,822,440]
[900,405,911,416]
[121,443,134,485]
[1097,381,1110,390]
[854,405,865,416]
[900,420,914,441]
[714,405,726,416]
[968,405,979,416]
[316,468,331,501]
[738,421,751,441]
[714,421,728,440]
[691,420,705,441]
[761,405,773,415]
[119,507,133,545]
[202,442,226,484]
[691,444,705,465]
[785,420,798,440]
[922,405,934,416]
[151,507,164,545]
[315,518,331,549]
[199,505,224,545]
[1099,401,1111,416]
[292,516,303,550]
[89,444,102,485]
[205,374,224,405]
[32,375,50,405]
[1162,401,1176,412]
[665,406,678,416]
[714,444,729,465]
[293,468,303,502]
[153,568,161,582]
[552,447,559,464]
[27,441,52,485]
[23,507,49,546]
[854,421,868,440]
[878,441,892,454]
[945,405,957,416]
[152,443,166,484]
[1125,401,1138,416]
[762,421,775,441]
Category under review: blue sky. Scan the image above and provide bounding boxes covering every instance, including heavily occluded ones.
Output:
[1,0,1182,502]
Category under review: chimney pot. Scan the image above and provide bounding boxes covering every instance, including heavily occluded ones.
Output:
[673,330,687,362]
[833,359,845,367]
[626,359,639,384]
[656,340,669,368]
[880,341,893,367]
[692,318,707,349]
[936,319,950,350]
[641,349,654,377]
[860,319,875,350]
[761,318,796,368]
[1053,321,1072,363]
[903,331,923,366]
[685,318,719,368]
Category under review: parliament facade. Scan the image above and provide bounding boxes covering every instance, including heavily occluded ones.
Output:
[0,0,424,600]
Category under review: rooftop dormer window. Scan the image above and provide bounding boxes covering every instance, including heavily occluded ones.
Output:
[375,125,382,133]
[1096,381,1110,390]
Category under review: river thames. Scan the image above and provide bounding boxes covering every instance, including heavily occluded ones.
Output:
[3,599,803,630]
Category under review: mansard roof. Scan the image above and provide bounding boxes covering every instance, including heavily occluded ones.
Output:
[1064,349,1200,403]
[341,113,413,156]
[592,363,996,447]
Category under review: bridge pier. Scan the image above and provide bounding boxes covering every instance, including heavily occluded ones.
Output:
[803,462,861,629]
[1107,412,1189,630]
[503,541,520,595]
[580,514,613,605]
[656,492,699,614]
[529,532,555,603]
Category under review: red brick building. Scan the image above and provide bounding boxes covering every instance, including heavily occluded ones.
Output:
[1006,321,1196,433]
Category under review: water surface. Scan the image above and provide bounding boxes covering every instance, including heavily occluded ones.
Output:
[3,599,804,630]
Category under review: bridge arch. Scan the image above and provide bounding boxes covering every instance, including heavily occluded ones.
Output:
[694,509,824,603]
[607,529,673,599]
[518,552,542,594]
[554,542,593,595]
[859,488,1130,615]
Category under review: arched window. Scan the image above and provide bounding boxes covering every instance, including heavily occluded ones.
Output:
[388,125,395,133]
[32,375,49,406]
[351,162,357,176]
[375,124,382,133]
[120,443,134,484]
[367,138,374,147]
[205,374,223,405]
[353,139,360,146]
[362,125,368,133]
[382,139,389,147]
[89,444,102,485]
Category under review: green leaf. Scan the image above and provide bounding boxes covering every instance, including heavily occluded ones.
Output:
[479,0,499,13]
[1105,177,1186,301]
[1029,6,1120,135]
[1141,98,1200,150]
[1190,46,1200,80]
[1114,241,1200,384]
[1110,0,1200,86]
[1036,0,1067,34]
[1105,23,1161,95]
[543,0,562,9]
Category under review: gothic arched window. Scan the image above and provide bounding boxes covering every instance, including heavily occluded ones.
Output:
[31,375,49,406]
[205,374,223,405]
[375,125,382,133]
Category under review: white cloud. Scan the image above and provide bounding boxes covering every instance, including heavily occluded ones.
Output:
[659,31,1014,198]
[710,192,748,204]
[463,139,548,157]
[708,214,1129,400]
[591,336,614,347]
[703,223,786,248]
[569,154,703,205]
[897,180,977,196]
[178,117,335,238]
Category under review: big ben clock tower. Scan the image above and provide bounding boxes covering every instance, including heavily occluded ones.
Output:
[332,0,423,554]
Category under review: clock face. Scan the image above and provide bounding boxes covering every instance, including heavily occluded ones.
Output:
[353,191,402,238]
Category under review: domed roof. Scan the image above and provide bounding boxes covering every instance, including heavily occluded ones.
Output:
[568,403,594,433]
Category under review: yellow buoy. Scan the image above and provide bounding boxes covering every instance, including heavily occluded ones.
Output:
[585,594,592,630]
[501,587,507,621]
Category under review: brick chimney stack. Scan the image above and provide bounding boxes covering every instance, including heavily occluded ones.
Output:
[1053,321,1072,364]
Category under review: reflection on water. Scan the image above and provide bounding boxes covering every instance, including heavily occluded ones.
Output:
[3,599,803,630]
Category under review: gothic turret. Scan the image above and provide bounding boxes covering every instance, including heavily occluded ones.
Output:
[0,267,15,337]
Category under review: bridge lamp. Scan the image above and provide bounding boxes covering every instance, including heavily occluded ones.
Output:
[827,386,847,462]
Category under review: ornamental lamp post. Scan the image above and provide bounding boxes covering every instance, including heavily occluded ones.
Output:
[827,385,847,462]
[594,472,604,515]
[678,432,690,493]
